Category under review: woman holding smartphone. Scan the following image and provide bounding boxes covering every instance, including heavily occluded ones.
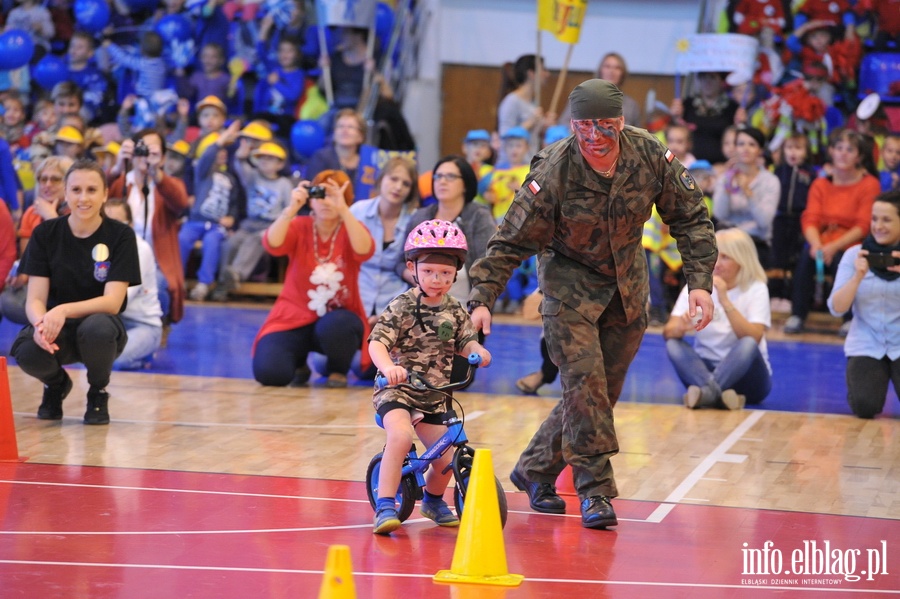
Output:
[828,190,900,418]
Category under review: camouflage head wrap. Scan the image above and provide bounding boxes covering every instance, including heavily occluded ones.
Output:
[569,79,624,120]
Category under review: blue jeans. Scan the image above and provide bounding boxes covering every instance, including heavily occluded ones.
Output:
[178,220,226,285]
[113,318,162,370]
[252,309,364,386]
[665,337,771,405]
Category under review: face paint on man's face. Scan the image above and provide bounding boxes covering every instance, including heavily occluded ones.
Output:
[571,118,623,171]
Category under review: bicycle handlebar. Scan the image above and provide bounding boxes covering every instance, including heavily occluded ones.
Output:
[374,353,484,392]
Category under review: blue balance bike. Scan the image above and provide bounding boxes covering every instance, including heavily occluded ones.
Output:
[366,354,509,527]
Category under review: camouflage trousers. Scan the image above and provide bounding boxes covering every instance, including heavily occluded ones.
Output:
[518,291,646,499]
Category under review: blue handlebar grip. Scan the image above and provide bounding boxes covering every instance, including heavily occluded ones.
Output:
[468,353,483,366]
[374,375,388,391]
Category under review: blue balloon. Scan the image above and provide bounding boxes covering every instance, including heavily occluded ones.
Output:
[74,0,111,34]
[375,2,394,45]
[155,14,193,43]
[291,120,325,158]
[32,54,70,90]
[0,29,35,71]
[300,25,336,58]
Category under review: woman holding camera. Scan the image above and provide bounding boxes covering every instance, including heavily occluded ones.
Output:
[109,129,190,324]
[828,190,900,418]
[252,170,374,388]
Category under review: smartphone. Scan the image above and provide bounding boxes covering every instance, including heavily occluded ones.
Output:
[864,251,900,269]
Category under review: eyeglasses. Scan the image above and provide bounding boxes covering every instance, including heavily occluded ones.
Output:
[38,175,63,184]
[432,173,462,182]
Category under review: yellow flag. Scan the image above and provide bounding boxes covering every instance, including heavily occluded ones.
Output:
[537,0,588,44]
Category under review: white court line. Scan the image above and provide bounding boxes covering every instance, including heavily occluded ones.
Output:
[645,410,765,523]
[12,411,486,429]
[1,560,895,594]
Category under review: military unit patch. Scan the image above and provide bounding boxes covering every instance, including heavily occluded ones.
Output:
[679,169,696,191]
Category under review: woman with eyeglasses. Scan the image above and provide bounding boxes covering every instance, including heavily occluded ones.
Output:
[1,156,74,326]
[399,156,496,304]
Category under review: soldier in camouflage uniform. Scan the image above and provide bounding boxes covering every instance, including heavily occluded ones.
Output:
[468,79,718,529]
[369,219,492,535]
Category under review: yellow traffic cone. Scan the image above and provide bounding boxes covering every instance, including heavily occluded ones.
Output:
[434,449,524,587]
[318,545,356,599]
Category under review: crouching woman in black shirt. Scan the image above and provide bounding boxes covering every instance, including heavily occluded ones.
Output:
[11,160,141,424]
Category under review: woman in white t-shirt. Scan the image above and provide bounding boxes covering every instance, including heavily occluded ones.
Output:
[663,228,772,409]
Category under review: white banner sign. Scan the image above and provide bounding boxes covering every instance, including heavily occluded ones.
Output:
[318,0,376,29]
[674,34,759,76]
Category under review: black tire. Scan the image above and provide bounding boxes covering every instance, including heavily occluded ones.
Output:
[365,452,418,522]
[452,446,509,528]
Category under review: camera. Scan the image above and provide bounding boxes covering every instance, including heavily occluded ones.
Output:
[865,251,900,269]
[308,185,326,199]
[133,140,150,158]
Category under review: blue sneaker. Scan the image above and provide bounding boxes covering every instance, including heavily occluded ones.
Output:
[373,507,401,535]
[420,499,460,527]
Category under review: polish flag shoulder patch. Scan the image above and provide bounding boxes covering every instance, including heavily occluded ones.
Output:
[528,179,541,194]
[664,149,675,163]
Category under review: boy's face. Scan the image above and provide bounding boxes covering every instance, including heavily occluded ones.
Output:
[54,95,81,116]
[693,171,713,193]
[277,43,298,69]
[2,101,24,126]
[198,107,225,133]
[104,204,129,224]
[164,153,186,175]
[463,140,491,164]
[55,140,82,159]
[407,258,458,298]
[200,46,223,74]
[68,37,93,65]
[214,147,229,168]
[503,138,528,165]
[255,155,284,179]
[721,130,736,160]
[882,139,900,170]
[807,30,831,53]
[665,128,690,159]
[783,138,808,167]
[36,105,57,129]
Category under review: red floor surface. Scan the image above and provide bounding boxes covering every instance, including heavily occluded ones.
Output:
[1,463,898,598]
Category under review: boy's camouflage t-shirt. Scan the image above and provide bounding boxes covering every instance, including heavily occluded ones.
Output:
[369,289,478,413]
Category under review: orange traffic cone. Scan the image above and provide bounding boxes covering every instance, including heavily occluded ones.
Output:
[555,465,576,496]
[434,449,524,587]
[318,545,356,599]
[0,358,24,463]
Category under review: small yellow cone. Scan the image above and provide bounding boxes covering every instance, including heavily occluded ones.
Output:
[318,545,356,599]
[434,449,524,587]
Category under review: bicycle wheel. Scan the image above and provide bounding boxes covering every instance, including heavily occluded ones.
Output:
[452,446,508,528]
[365,452,418,522]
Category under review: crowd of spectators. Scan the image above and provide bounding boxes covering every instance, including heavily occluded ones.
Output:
[1,0,899,414]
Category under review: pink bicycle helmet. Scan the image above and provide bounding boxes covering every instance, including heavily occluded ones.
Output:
[404,219,468,268]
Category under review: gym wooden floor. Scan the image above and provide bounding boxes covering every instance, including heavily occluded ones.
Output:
[1,307,899,597]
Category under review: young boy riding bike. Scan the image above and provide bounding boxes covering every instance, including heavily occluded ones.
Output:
[368,219,492,535]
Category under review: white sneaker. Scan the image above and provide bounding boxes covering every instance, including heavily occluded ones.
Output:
[190,283,209,301]
[783,315,803,334]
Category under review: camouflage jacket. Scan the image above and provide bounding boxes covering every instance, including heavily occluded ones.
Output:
[468,127,717,323]
[369,290,478,412]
